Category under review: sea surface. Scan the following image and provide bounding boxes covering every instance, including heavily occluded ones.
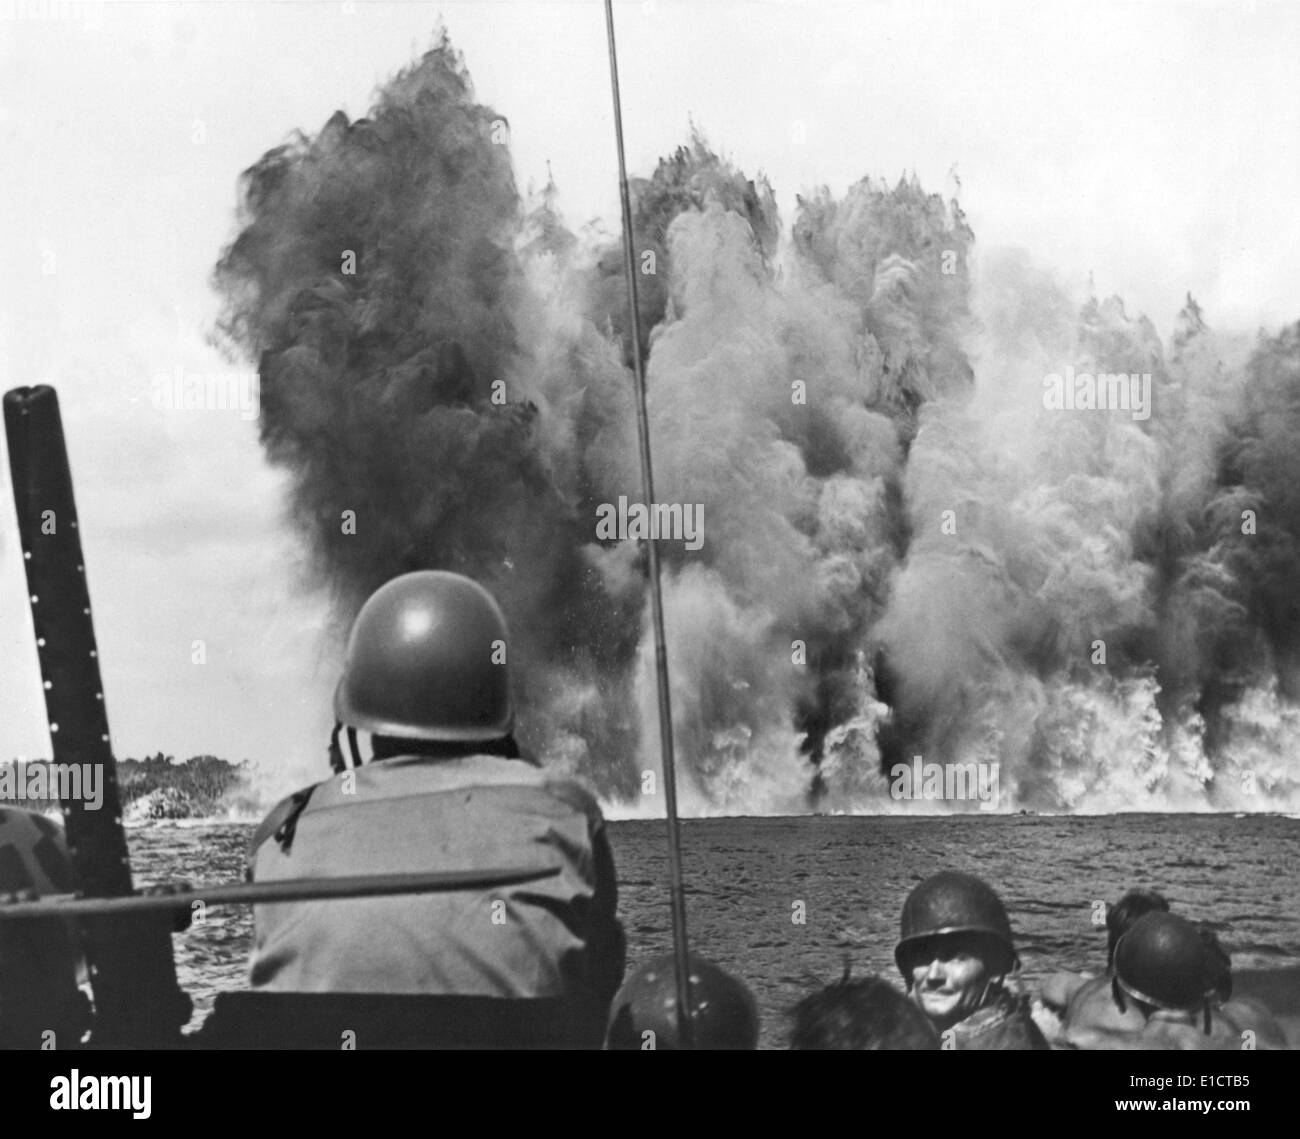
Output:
[130,813,1300,1049]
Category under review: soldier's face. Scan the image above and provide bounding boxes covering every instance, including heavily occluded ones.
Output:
[909,940,990,1028]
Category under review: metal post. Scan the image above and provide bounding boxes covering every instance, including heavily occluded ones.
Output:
[4,384,189,1045]
[603,0,694,1047]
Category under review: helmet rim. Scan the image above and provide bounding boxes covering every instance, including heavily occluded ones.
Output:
[334,676,515,742]
[1113,973,1188,1011]
[894,927,1018,975]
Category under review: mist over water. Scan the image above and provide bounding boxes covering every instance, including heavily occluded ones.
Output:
[213,35,1300,815]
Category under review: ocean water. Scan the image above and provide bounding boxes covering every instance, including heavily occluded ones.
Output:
[130,814,1300,1049]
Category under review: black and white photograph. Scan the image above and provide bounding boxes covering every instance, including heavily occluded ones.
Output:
[1,0,1298,1103]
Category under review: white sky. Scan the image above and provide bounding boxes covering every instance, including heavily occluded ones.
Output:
[2,0,1298,797]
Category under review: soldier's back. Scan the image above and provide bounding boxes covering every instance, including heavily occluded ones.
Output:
[243,753,624,1043]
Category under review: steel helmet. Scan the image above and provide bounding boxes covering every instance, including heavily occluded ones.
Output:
[895,871,1018,979]
[333,571,514,742]
[605,954,760,1050]
[1113,911,1209,1011]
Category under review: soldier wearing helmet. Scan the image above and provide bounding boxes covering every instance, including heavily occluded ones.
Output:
[1098,912,1257,1050]
[894,870,1047,1049]
[605,953,760,1050]
[240,571,626,1047]
[1050,894,1284,1050]
[1044,887,1170,1048]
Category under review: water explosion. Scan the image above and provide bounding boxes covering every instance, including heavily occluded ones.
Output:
[213,35,1300,814]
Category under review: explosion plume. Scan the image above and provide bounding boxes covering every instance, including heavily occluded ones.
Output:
[214,34,1300,813]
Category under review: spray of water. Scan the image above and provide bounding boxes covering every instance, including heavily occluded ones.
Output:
[213,34,1300,813]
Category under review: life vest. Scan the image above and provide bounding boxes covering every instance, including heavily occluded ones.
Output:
[949,989,1050,1050]
[246,755,624,1012]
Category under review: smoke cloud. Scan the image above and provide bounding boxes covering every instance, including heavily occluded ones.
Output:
[214,34,1300,813]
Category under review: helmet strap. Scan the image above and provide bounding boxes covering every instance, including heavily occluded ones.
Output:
[1112,976,1128,1014]
[328,724,346,774]
[330,723,367,771]
[979,973,1005,1010]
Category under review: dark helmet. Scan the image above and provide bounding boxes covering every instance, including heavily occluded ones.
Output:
[334,571,514,742]
[895,871,1018,979]
[605,954,760,1050]
[1113,911,1209,1011]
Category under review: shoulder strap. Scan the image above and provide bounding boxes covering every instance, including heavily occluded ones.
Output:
[247,783,321,877]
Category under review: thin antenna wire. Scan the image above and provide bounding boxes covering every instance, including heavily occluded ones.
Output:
[603,0,694,1048]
